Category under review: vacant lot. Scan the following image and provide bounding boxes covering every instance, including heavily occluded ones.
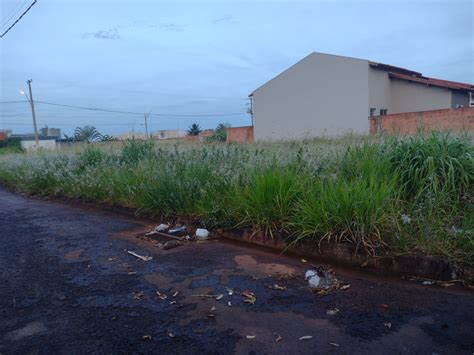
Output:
[0,133,472,265]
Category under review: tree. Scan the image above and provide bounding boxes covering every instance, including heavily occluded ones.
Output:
[207,123,231,142]
[187,123,202,136]
[74,126,103,142]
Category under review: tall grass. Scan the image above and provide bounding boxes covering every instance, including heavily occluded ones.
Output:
[0,133,472,264]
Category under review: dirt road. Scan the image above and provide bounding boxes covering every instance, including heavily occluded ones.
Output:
[0,188,473,354]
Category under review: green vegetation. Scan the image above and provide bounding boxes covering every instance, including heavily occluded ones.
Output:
[0,137,24,154]
[0,133,472,265]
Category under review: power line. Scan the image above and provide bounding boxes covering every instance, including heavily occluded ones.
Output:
[0,100,29,104]
[34,100,246,118]
[1,0,30,30]
[0,0,37,38]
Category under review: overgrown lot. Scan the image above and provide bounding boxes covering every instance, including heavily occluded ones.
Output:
[0,133,472,265]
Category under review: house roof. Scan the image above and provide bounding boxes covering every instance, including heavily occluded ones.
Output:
[389,72,474,92]
[369,61,422,77]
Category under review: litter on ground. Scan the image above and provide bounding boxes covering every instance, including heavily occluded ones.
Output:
[195,228,210,239]
[127,250,153,261]
[305,266,349,293]
[169,226,186,234]
[327,308,340,316]
[155,223,170,232]
[158,240,181,250]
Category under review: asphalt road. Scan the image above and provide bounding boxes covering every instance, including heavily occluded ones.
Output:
[0,188,473,354]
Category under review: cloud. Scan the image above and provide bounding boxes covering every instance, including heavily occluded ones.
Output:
[213,15,233,24]
[159,23,186,32]
[81,28,120,40]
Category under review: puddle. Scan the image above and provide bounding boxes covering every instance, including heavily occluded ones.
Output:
[234,255,296,276]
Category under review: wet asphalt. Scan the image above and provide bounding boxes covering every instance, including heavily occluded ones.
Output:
[0,188,473,354]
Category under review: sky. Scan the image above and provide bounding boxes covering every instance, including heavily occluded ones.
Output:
[0,0,473,136]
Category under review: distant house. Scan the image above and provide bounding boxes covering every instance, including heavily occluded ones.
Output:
[250,52,474,140]
[154,129,187,140]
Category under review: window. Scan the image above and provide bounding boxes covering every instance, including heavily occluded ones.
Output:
[470,92,474,107]
[369,108,376,116]
[380,109,388,116]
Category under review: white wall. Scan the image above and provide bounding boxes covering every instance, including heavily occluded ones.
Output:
[21,140,57,151]
[390,79,452,114]
[368,68,392,114]
[252,52,370,141]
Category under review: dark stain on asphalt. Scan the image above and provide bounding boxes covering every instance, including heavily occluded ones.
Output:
[0,188,473,354]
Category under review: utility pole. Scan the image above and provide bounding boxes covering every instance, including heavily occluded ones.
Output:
[26,79,39,146]
[144,113,148,138]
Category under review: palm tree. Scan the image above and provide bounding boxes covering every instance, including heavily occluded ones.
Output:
[187,123,202,136]
[74,126,103,143]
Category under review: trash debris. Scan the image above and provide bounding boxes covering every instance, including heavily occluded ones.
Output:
[133,291,145,300]
[301,258,308,263]
[267,284,287,290]
[275,334,283,342]
[226,288,234,296]
[246,335,256,339]
[384,321,392,329]
[155,223,170,232]
[128,271,137,275]
[185,235,195,241]
[142,335,152,341]
[299,335,313,341]
[207,313,216,318]
[172,291,179,297]
[241,290,256,305]
[327,308,340,316]
[169,301,177,305]
[156,291,167,300]
[158,240,181,250]
[210,306,216,311]
[108,257,117,261]
[216,294,224,300]
[167,331,175,338]
[305,267,346,293]
[329,343,340,347]
[169,226,186,234]
[145,230,158,236]
[127,250,153,261]
[422,280,434,285]
[195,228,210,239]
[227,301,232,307]
[308,275,321,288]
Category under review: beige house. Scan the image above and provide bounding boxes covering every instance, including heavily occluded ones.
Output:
[250,52,474,140]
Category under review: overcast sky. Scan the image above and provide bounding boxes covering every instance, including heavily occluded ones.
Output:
[0,0,472,136]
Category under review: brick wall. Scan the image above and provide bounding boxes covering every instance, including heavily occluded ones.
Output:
[0,132,6,141]
[227,126,254,143]
[369,107,474,135]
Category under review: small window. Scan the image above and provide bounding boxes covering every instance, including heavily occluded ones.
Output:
[369,108,376,116]
[469,92,474,107]
[380,109,388,116]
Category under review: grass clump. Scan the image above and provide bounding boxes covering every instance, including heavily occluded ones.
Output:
[0,133,472,265]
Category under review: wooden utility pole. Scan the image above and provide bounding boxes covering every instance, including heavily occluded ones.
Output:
[26,79,39,145]
[144,113,149,138]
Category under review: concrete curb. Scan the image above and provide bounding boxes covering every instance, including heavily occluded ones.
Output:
[219,229,472,282]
